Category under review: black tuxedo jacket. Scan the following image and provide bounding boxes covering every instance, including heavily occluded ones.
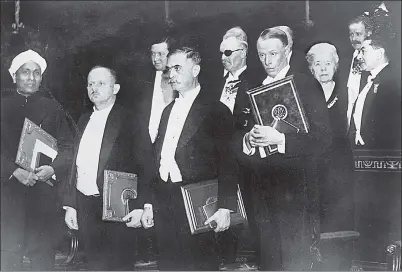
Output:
[131,67,172,131]
[149,89,239,211]
[210,68,260,133]
[62,103,154,209]
[130,67,156,127]
[234,68,332,221]
[237,69,332,169]
[352,64,401,150]
[232,68,332,270]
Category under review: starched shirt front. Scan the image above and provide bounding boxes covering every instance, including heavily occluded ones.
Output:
[76,103,114,196]
[159,85,201,182]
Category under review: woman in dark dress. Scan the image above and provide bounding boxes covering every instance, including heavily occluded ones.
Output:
[306,43,355,232]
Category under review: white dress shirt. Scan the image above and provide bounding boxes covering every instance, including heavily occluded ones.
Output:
[243,65,290,158]
[159,85,201,182]
[352,62,388,145]
[220,65,247,113]
[76,103,114,196]
[149,71,168,143]
[346,50,362,129]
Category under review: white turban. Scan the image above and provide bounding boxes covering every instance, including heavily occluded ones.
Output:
[8,49,47,77]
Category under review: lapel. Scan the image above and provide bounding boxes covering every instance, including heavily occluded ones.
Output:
[69,112,91,189]
[154,102,174,159]
[97,104,122,180]
[176,92,210,151]
[145,71,156,123]
[360,66,388,129]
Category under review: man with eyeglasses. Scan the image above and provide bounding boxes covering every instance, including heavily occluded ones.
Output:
[129,46,239,270]
[62,65,153,270]
[236,27,331,270]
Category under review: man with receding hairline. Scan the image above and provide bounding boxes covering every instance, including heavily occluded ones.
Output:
[62,65,153,270]
[134,46,239,270]
[236,27,331,270]
[213,26,260,267]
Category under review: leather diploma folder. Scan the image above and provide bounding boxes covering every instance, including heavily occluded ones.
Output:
[247,75,309,155]
[181,179,247,235]
[15,118,58,186]
[102,170,138,222]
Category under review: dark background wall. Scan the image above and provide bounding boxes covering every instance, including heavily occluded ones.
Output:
[2,1,400,120]
[1,0,401,265]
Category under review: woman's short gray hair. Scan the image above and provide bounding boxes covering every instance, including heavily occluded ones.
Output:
[306,43,339,71]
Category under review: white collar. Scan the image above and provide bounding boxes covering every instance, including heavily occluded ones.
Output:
[92,101,114,117]
[353,49,359,58]
[369,62,389,79]
[287,51,293,64]
[223,65,247,80]
[263,64,290,85]
[176,84,201,102]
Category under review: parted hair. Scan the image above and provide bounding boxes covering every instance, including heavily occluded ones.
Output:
[168,46,201,65]
[258,27,289,47]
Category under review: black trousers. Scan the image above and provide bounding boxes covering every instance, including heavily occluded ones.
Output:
[153,180,220,271]
[76,191,137,271]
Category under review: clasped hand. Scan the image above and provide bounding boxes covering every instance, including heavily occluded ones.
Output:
[204,208,231,232]
[13,168,38,187]
[123,207,154,228]
[246,125,285,147]
[34,165,55,182]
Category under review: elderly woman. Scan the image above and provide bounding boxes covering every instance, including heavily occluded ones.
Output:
[306,43,354,233]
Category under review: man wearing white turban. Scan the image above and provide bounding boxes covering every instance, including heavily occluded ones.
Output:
[1,49,74,270]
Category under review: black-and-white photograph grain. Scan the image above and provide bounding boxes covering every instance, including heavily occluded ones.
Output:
[1,1,401,271]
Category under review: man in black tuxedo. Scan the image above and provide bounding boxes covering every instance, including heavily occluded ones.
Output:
[348,36,401,150]
[130,36,176,264]
[237,27,332,270]
[345,15,373,131]
[136,46,239,270]
[62,65,153,270]
[134,36,176,144]
[212,26,260,266]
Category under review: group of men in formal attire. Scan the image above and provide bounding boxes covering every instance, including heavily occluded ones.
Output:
[1,3,400,271]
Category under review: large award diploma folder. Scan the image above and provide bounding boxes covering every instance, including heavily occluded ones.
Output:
[246,75,310,155]
[181,179,247,235]
[15,118,58,186]
[102,170,138,222]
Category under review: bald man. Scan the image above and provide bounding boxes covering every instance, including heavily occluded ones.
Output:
[1,49,74,270]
